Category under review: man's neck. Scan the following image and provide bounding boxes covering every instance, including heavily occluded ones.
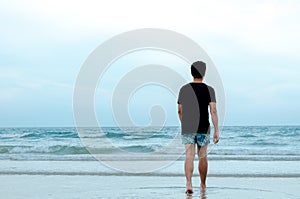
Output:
[193,78,203,83]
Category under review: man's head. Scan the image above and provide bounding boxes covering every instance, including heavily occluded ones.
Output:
[191,61,206,79]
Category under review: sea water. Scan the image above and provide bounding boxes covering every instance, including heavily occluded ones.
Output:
[0,126,299,176]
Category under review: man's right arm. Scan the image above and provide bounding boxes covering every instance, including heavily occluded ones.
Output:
[209,102,219,144]
[178,104,182,122]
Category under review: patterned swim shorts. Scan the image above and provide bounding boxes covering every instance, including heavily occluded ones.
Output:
[181,133,210,146]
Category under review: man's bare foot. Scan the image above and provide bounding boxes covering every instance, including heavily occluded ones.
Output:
[186,182,193,194]
[201,183,206,191]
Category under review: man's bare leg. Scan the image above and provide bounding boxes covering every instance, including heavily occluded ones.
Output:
[185,144,195,192]
[197,145,208,190]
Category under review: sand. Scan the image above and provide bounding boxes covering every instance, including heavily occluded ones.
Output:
[1,175,299,198]
[1,159,299,198]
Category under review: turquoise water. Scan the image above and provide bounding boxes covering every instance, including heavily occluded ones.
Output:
[0,126,299,161]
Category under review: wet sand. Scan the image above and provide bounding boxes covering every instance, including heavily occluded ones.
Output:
[1,175,299,198]
[1,159,299,198]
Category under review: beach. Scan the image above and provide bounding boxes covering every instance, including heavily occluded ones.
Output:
[1,159,299,198]
[0,126,299,198]
[1,175,299,199]
[2,0,300,198]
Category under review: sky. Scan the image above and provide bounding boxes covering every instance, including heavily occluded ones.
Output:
[0,0,300,127]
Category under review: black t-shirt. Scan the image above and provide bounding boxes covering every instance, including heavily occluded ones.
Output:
[177,82,216,134]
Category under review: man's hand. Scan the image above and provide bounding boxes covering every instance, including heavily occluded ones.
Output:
[209,102,219,144]
[213,131,219,144]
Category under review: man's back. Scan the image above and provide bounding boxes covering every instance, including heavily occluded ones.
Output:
[178,82,216,134]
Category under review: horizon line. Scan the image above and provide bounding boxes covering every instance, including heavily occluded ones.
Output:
[0,124,299,128]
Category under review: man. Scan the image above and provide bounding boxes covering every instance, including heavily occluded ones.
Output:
[177,61,219,194]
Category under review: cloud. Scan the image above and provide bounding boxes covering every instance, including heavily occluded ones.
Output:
[0,67,71,103]
[1,2,298,45]
[1,1,299,57]
[1,0,300,126]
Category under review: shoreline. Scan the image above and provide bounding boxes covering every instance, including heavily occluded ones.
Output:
[1,159,299,177]
[1,172,300,178]
[1,175,299,199]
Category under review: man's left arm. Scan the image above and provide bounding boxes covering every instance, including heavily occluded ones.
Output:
[209,102,219,144]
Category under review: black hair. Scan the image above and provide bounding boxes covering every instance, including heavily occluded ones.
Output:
[191,61,206,78]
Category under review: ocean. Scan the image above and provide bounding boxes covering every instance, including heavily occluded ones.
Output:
[0,126,299,176]
[1,126,299,160]
[1,126,300,198]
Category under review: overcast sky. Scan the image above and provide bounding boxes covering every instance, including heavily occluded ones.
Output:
[1,0,300,127]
